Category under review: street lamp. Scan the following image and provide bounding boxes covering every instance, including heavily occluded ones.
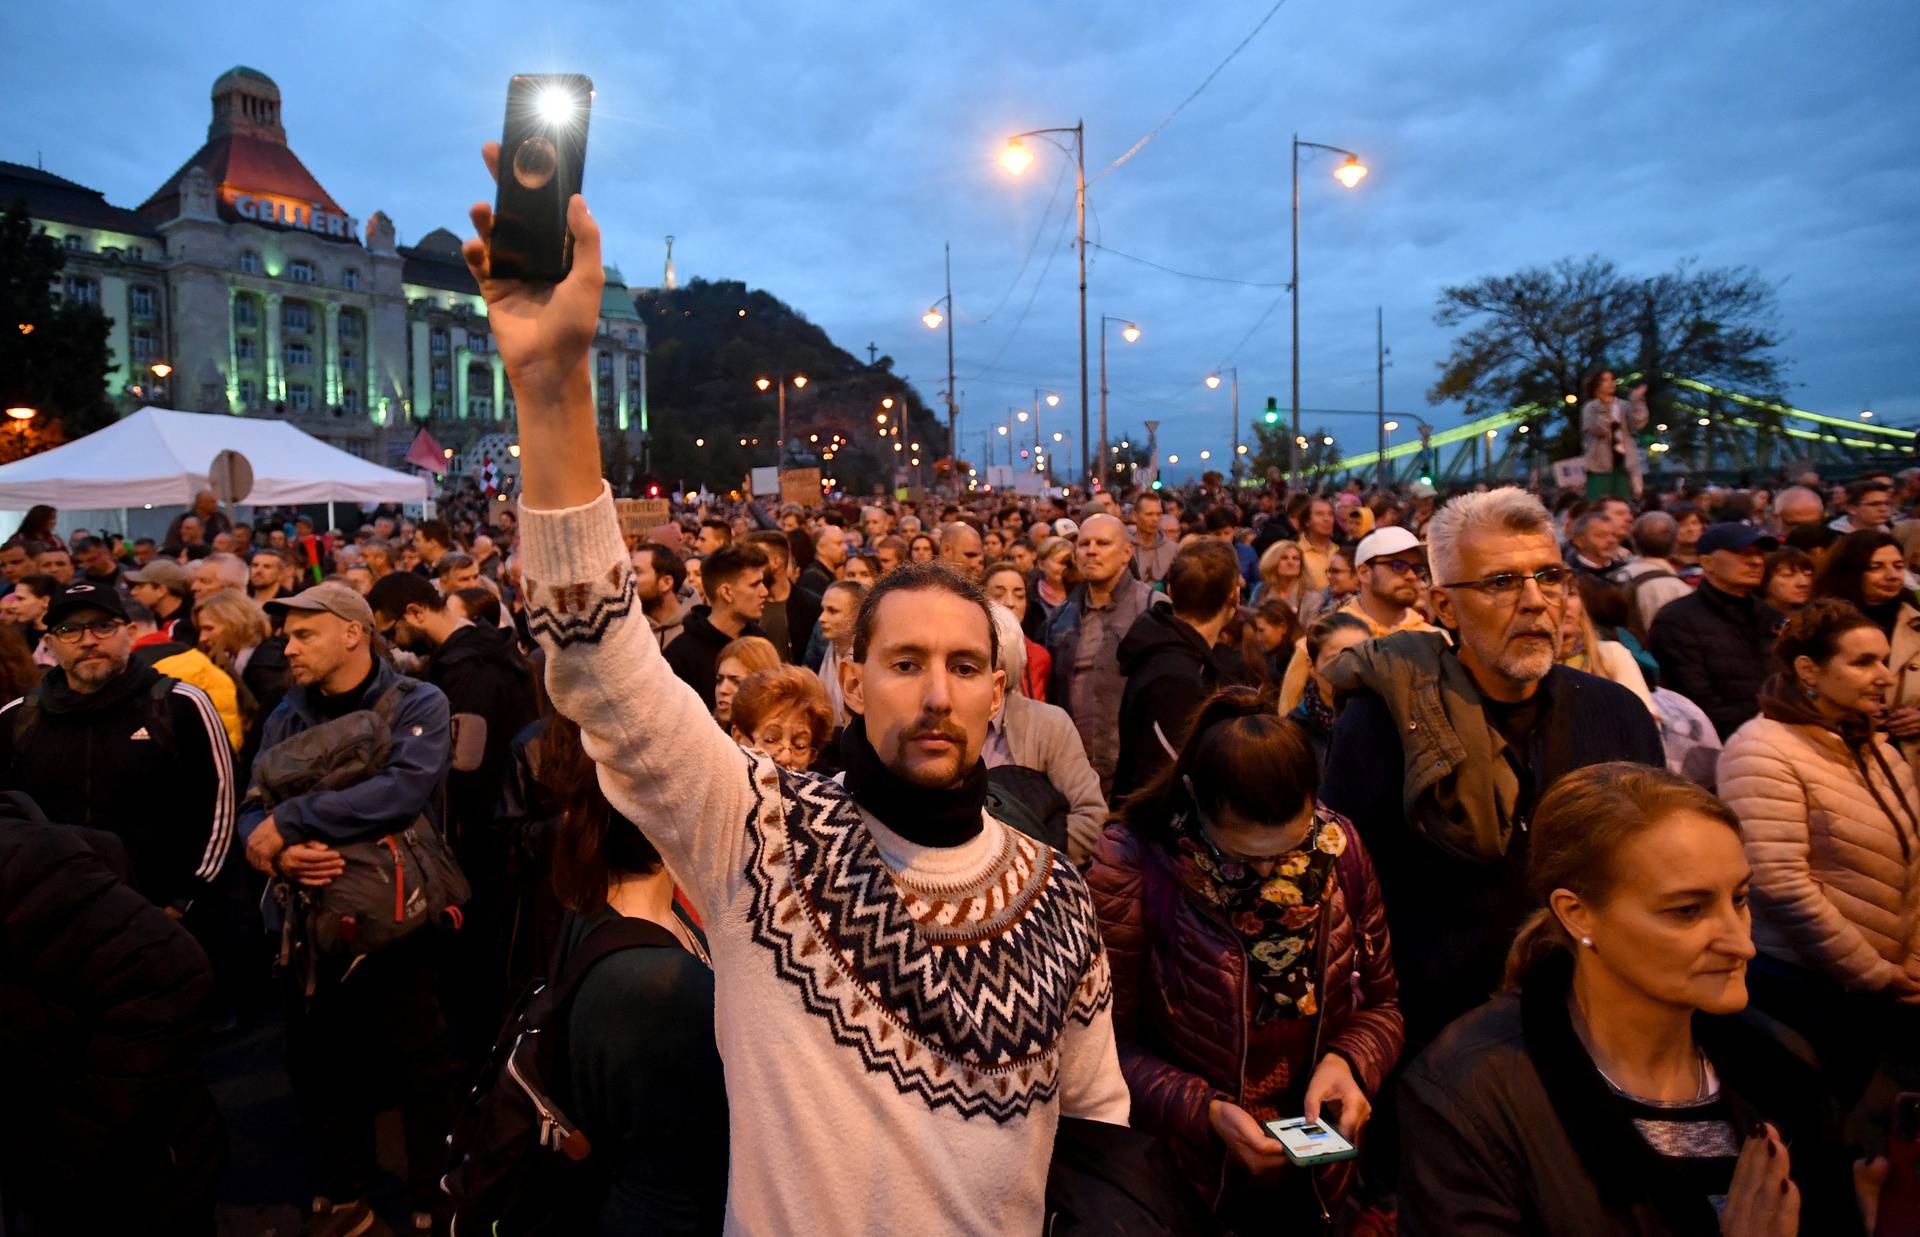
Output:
[1002,122,1089,485]
[1206,368,1241,481]
[1098,315,1140,488]
[1291,134,1369,486]
[5,406,35,422]
[754,373,808,470]
[148,360,173,406]
[923,243,956,491]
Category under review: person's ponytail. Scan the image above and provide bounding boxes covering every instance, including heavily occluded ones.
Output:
[1503,909,1573,990]
[1500,762,1742,989]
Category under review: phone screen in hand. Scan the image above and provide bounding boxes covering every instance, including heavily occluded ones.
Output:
[490,73,594,284]
[1264,1116,1357,1165]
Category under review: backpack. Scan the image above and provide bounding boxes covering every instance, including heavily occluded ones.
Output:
[253,679,470,960]
[986,764,1072,853]
[442,914,681,1236]
[1624,566,1680,643]
[1044,1117,1215,1236]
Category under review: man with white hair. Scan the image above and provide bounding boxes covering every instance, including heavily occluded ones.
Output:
[1771,484,1826,537]
[1318,487,1664,1050]
[189,551,249,602]
[985,602,1107,863]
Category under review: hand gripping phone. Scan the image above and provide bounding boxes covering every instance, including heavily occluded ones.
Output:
[489,74,594,284]
[1264,1116,1358,1167]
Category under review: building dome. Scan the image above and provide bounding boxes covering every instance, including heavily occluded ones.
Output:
[212,65,280,99]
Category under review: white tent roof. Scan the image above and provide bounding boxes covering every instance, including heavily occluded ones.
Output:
[0,407,430,508]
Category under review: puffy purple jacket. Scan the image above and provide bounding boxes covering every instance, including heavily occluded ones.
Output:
[1086,813,1404,1210]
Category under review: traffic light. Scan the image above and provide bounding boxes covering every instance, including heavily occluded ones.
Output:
[1263,397,1280,426]
[635,473,664,499]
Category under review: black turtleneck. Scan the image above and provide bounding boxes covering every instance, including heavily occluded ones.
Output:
[312,660,379,719]
[839,716,987,848]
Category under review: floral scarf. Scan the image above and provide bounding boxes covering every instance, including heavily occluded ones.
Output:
[1173,807,1349,1022]
[1292,679,1336,739]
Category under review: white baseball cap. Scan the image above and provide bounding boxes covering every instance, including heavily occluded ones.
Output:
[1353,526,1426,568]
[1052,518,1080,537]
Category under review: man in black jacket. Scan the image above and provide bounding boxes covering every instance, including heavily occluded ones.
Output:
[662,541,770,709]
[1113,539,1241,798]
[1647,522,1782,739]
[745,530,820,665]
[1320,489,1663,1047]
[370,571,539,1055]
[0,580,234,914]
[0,812,224,1234]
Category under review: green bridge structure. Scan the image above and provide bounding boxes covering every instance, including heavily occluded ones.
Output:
[1308,375,1917,488]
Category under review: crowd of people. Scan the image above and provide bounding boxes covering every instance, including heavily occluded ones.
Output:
[3,163,1918,1237]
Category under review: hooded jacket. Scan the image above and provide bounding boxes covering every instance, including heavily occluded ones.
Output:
[1114,606,1223,800]
[0,815,224,1230]
[1318,630,1664,1042]
[0,661,234,908]
[648,590,694,650]
[661,605,766,711]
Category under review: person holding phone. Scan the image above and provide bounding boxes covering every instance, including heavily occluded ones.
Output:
[1580,369,1651,500]
[1086,688,1402,1228]
[1399,762,1874,1234]
[462,139,1127,1236]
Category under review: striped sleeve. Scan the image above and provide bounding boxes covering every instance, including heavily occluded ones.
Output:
[171,681,235,885]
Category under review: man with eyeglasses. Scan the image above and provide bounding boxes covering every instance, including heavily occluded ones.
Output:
[0,580,234,917]
[1275,526,1441,713]
[1318,489,1662,1052]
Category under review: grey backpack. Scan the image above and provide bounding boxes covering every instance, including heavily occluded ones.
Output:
[252,679,471,958]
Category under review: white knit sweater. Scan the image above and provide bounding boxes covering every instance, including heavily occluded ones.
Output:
[520,486,1130,1235]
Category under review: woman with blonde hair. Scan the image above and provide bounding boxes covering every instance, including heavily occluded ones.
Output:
[1556,583,1653,710]
[1252,539,1308,611]
[712,635,779,730]
[1401,762,1874,1233]
[729,665,834,773]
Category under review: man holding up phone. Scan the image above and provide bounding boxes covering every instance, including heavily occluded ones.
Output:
[460,141,1127,1235]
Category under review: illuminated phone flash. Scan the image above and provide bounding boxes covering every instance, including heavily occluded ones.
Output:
[537,87,578,126]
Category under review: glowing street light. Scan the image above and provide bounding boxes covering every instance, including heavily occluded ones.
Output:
[5,406,36,422]
[1205,374,1222,390]
[1167,454,1180,464]
[791,375,807,389]
[922,307,944,330]
[1120,323,1140,344]
[149,362,173,379]
[1002,122,1089,482]
[756,377,772,391]
[1290,135,1370,484]
[1861,409,1875,420]
[882,397,894,409]
[1383,420,1400,432]
[1097,315,1141,484]
[508,443,521,458]
[1199,450,1212,461]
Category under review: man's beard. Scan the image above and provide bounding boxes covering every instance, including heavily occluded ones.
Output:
[887,717,972,788]
[67,652,126,690]
[1463,618,1555,685]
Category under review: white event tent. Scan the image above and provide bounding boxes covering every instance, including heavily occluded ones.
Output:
[0,407,430,510]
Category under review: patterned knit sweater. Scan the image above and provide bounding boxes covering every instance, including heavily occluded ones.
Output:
[521,486,1130,1235]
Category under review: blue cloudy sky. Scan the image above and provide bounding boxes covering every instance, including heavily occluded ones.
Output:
[4,0,1915,478]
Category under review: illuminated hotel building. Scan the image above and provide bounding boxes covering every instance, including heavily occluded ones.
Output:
[0,66,646,464]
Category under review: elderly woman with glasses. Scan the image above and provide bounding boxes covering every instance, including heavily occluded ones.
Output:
[1087,687,1403,1227]
[728,664,833,773]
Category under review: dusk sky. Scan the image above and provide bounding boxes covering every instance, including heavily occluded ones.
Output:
[5,1,1915,478]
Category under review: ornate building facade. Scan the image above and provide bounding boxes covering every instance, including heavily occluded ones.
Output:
[2,65,646,468]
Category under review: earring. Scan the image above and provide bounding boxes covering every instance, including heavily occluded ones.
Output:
[1580,936,1594,949]
[1806,687,1818,700]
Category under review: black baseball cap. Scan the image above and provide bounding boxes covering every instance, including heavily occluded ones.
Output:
[1697,523,1780,556]
[44,580,131,627]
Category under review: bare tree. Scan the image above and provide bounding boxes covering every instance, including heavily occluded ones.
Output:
[1429,256,1789,457]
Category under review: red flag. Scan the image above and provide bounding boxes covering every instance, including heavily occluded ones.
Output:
[406,429,448,475]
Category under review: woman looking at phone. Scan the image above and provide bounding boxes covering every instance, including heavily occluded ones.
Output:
[1399,761,1870,1235]
[1086,688,1402,1227]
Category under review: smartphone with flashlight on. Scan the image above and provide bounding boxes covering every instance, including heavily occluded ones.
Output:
[490,73,594,284]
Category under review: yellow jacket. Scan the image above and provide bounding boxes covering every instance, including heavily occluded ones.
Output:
[142,644,245,751]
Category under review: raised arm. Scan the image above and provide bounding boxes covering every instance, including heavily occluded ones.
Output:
[461,146,757,904]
